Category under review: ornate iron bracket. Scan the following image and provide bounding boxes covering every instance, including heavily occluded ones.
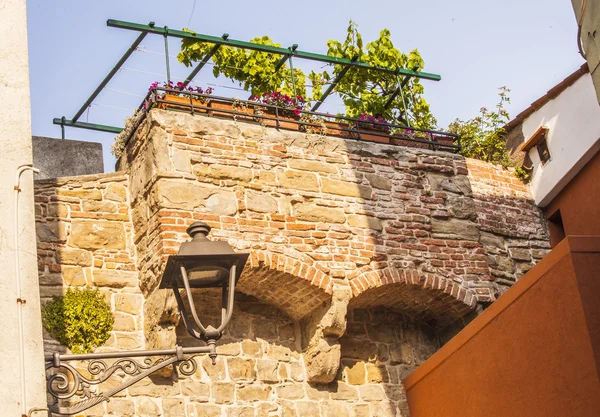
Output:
[45,344,214,415]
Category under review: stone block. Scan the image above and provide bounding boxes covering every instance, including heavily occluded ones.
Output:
[172,147,192,172]
[509,247,532,261]
[69,220,126,250]
[203,356,227,381]
[365,173,393,190]
[431,218,480,240]
[447,196,477,220]
[237,385,271,401]
[82,200,118,213]
[105,183,127,202]
[212,382,235,404]
[190,404,222,417]
[137,398,161,417]
[92,270,137,288]
[359,385,385,401]
[295,401,320,416]
[228,358,256,380]
[288,159,337,173]
[304,338,341,384]
[330,382,358,400]
[267,344,298,362]
[114,333,141,350]
[56,188,102,200]
[61,266,86,286]
[113,312,136,331]
[57,248,92,266]
[324,401,352,417]
[246,191,278,213]
[340,337,378,361]
[321,178,372,199]
[295,204,346,223]
[347,214,383,231]
[36,222,66,242]
[162,398,185,417]
[344,361,366,385]
[277,383,305,400]
[196,164,253,182]
[257,359,279,382]
[106,399,134,416]
[181,380,210,400]
[365,363,389,383]
[241,340,262,357]
[278,170,320,192]
[217,342,241,356]
[156,180,238,215]
[114,293,143,314]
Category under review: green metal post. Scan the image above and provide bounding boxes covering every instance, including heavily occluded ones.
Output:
[288,53,297,98]
[53,118,123,134]
[71,26,150,122]
[274,44,298,72]
[311,64,351,111]
[164,26,171,81]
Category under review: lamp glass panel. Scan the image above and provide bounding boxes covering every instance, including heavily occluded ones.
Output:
[186,265,230,288]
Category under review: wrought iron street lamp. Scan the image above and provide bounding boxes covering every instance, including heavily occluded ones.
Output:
[160,221,249,362]
[45,221,248,415]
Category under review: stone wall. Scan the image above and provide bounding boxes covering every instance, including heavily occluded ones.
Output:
[35,172,144,353]
[36,110,550,416]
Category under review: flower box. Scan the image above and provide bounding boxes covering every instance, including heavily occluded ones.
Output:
[159,94,209,112]
[357,128,390,144]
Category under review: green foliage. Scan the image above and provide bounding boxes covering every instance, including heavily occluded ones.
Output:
[312,21,437,129]
[448,87,527,181]
[448,86,512,164]
[177,21,436,128]
[178,31,306,97]
[42,288,114,354]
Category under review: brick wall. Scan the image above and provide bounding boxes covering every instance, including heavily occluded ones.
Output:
[466,159,550,292]
[36,110,550,416]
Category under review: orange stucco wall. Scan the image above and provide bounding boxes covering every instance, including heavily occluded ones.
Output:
[404,236,600,417]
[545,149,600,238]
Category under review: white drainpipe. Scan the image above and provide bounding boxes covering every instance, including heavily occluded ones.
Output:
[14,164,40,417]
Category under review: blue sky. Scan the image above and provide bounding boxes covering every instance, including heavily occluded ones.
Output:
[26,0,584,170]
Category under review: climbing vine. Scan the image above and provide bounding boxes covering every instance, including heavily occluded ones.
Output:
[177,21,436,128]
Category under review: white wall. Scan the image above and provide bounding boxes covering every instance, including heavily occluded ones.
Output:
[0,0,48,415]
[521,73,600,206]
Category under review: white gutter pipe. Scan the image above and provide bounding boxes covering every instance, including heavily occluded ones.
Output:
[14,164,39,417]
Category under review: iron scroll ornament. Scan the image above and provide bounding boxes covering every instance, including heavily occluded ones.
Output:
[45,345,205,415]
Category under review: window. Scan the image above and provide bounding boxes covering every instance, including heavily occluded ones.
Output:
[536,137,551,165]
[547,209,565,247]
[520,126,551,166]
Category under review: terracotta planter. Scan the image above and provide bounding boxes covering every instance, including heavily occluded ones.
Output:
[324,121,351,138]
[432,135,457,147]
[357,128,390,144]
[159,94,209,112]
[206,100,255,121]
[253,107,300,131]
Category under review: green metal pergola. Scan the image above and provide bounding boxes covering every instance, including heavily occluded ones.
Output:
[53,19,443,135]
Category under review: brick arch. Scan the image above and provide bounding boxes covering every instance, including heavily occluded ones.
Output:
[349,268,477,326]
[235,251,333,321]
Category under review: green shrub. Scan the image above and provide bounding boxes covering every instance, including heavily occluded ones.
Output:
[42,288,114,354]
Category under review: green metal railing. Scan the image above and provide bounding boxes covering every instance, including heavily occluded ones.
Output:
[54,19,443,137]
